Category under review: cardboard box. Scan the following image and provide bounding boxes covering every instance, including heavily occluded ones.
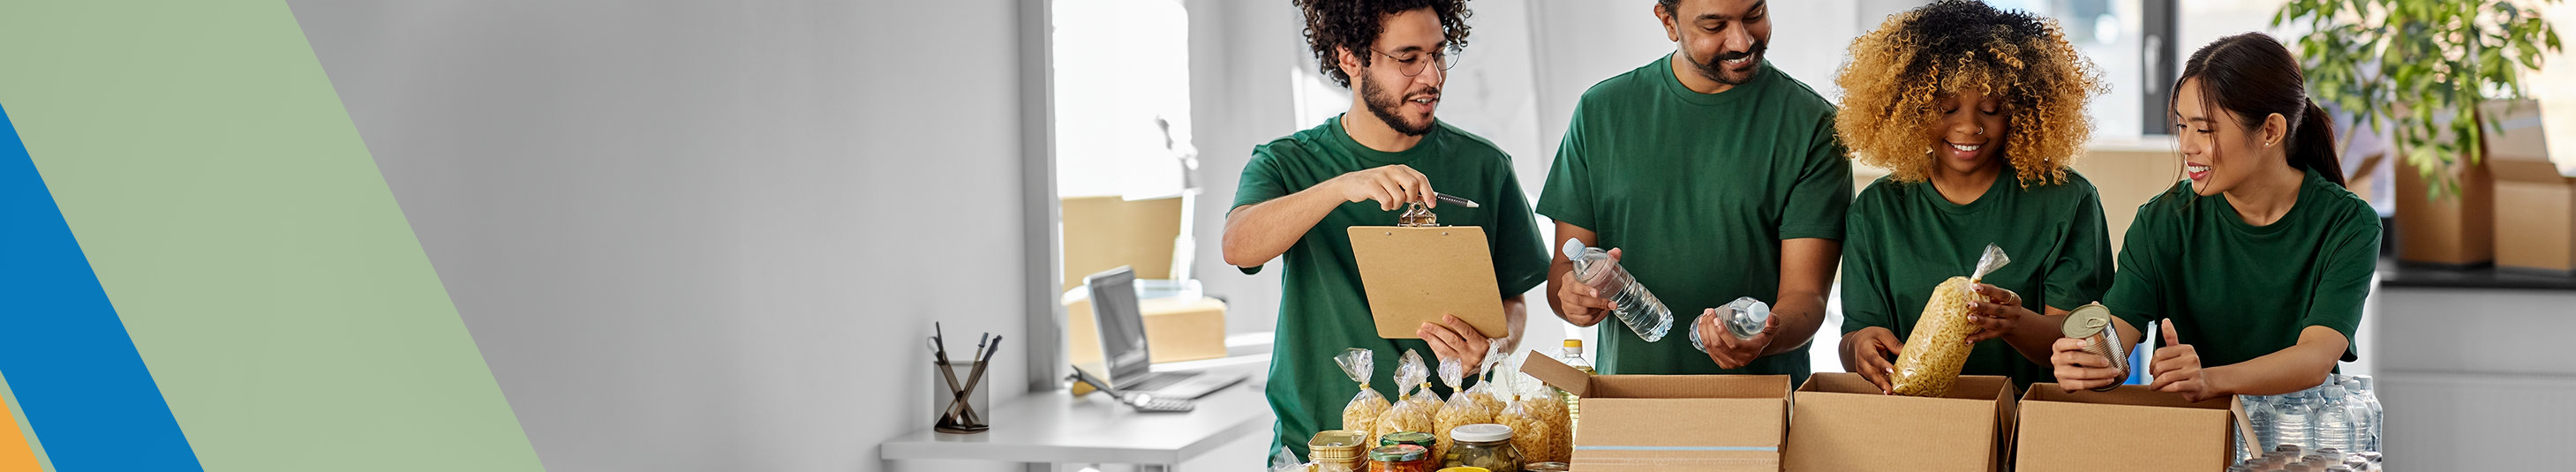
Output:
[2484,103,2572,273]
[1065,296,1229,367]
[1061,195,1183,292]
[1785,373,2016,472]
[2015,384,2241,472]
[1522,353,1789,471]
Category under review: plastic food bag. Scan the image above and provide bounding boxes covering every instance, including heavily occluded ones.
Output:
[1431,358,1492,460]
[1338,348,1390,440]
[1497,375,1558,464]
[1523,378,1571,462]
[1890,243,2012,397]
[1269,446,1312,472]
[1375,350,1437,438]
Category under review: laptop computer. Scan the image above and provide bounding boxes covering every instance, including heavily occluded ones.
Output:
[1083,266,1245,400]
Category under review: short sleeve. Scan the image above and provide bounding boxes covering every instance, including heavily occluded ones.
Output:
[1535,106,1595,230]
[1837,195,1894,334]
[1488,167,1552,296]
[2102,202,2172,333]
[1779,113,1853,240]
[2043,185,2117,311]
[1231,147,1293,274]
[2301,216,2381,362]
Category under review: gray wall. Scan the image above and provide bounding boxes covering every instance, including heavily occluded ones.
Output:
[289,2,1032,471]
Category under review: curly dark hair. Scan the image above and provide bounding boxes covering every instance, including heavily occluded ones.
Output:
[1295,0,1472,88]
[1833,0,2105,187]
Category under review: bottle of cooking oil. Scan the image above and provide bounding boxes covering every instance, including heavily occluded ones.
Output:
[1559,339,1592,439]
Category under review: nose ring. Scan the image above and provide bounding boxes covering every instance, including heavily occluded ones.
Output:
[1977,125,1985,136]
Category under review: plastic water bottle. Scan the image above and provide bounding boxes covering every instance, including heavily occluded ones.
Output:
[2349,376,2382,453]
[2276,390,2313,451]
[2316,385,2354,452]
[2246,393,2278,456]
[1690,297,1769,353]
[1562,239,1673,342]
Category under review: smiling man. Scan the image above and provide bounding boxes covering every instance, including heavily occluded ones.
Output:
[1223,0,1548,461]
[1540,0,1851,383]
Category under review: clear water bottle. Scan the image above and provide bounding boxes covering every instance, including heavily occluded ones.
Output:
[2348,376,2382,453]
[2248,393,2279,453]
[1562,239,1672,342]
[2315,385,2354,452]
[1690,297,1770,353]
[2276,390,2313,452]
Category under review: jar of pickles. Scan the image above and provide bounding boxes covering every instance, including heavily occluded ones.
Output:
[1443,423,1519,471]
[1310,430,1370,472]
[1367,445,1433,472]
[1380,431,1436,450]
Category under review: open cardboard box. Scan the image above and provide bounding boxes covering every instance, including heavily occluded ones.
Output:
[2484,104,2572,273]
[1785,373,2016,472]
[1522,352,1789,471]
[2015,384,2243,472]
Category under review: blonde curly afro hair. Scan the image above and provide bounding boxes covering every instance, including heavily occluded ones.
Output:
[1834,0,2105,187]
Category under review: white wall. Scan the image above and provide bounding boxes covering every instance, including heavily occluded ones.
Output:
[289,2,1031,471]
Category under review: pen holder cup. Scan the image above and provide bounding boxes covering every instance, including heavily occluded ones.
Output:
[931,361,991,432]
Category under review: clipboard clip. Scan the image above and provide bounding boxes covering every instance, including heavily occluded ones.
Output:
[1397,202,1441,227]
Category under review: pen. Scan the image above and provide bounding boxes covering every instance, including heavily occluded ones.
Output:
[1434,192,1480,208]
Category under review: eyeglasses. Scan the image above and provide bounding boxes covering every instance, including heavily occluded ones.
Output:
[1367,45,1463,77]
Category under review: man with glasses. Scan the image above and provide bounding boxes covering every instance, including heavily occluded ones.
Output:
[1223,0,1548,461]
[1540,0,1850,384]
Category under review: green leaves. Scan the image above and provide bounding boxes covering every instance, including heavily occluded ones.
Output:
[2273,0,2565,199]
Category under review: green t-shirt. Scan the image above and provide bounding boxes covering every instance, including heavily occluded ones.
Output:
[1232,116,1550,460]
[1840,169,2115,387]
[1535,56,1851,380]
[2104,168,2377,369]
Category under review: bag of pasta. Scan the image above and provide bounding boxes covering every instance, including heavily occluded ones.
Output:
[1375,350,1436,438]
[1523,375,1571,462]
[1337,348,1390,440]
[1430,357,1491,460]
[1463,346,1507,415]
[1496,373,1558,464]
[1890,243,2013,397]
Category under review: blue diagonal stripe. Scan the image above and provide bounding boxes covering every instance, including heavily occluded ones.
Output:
[0,103,203,470]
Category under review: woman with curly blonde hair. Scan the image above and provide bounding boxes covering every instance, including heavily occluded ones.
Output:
[1833,0,2113,393]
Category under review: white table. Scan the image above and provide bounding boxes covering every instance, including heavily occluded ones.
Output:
[880,356,1272,472]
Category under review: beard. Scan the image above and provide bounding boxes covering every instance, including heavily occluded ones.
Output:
[1686,40,1768,86]
[1360,77,1437,137]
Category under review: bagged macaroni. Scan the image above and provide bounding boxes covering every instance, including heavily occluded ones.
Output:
[1890,243,2012,397]
[1430,357,1491,460]
[1337,348,1390,440]
[1497,375,1557,464]
[1523,378,1571,462]
[1375,350,1436,438]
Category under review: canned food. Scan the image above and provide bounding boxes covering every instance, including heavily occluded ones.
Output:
[2060,303,2128,392]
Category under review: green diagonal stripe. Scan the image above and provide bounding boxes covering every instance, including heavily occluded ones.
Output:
[0,2,543,471]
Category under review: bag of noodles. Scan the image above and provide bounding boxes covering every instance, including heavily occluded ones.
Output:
[1890,243,2013,397]
[1374,350,1436,438]
[1337,348,1390,440]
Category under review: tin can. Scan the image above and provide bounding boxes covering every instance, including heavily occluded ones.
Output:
[1312,430,1370,470]
[2061,303,2128,392]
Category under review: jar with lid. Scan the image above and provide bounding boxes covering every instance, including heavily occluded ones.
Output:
[1367,445,1432,472]
[1380,431,1437,450]
[1442,423,1519,471]
[1521,461,1570,472]
[1310,430,1370,472]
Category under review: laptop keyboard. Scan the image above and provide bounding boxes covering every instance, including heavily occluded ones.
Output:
[1120,370,1202,392]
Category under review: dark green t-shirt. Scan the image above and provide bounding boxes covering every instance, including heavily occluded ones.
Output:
[2104,168,2377,369]
[1232,116,1550,461]
[1840,169,2115,387]
[1536,56,1851,380]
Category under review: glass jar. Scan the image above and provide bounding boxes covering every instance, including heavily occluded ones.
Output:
[1522,462,1570,472]
[1311,430,1369,472]
[1443,423,1520,472]
[1367,445,1433,472]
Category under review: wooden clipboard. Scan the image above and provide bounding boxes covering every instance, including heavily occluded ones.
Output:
[1346,225,1507,339]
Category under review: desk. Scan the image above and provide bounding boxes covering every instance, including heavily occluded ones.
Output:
[880,356,1271,472]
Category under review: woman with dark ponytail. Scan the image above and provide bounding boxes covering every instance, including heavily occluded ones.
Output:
[2047,33,2380,401]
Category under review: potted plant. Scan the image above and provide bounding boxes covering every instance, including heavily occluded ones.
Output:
[2275,0,2563,266]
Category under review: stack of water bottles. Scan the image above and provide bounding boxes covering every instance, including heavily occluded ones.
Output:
[2234,374,2383,471]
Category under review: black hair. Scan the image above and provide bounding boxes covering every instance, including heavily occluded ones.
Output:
[2172,32,2345,187]
[1293,0,1473,88]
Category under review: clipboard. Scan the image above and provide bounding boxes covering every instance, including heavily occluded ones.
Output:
[1345,204,1507,340]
